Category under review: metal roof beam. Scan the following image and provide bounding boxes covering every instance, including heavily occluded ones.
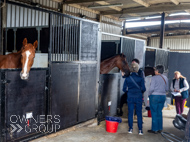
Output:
[63,0,106,4]
[126,27,190,34]
[126,15,190,22]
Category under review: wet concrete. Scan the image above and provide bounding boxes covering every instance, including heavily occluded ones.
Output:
[31,106,188,142]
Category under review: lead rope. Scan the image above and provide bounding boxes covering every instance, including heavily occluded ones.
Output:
[161,132,184,142]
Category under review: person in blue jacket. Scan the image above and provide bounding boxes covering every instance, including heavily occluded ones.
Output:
[120,58,145,117]
[123,62,146,135]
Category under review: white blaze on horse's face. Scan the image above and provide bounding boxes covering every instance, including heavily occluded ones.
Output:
[21,51,31,80]
[20,38,38,80]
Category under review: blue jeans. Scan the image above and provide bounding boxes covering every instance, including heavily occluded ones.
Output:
[149,95,166,131]
[127,97,143,130]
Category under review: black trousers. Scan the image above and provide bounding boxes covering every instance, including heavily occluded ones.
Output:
[119,92,137,116]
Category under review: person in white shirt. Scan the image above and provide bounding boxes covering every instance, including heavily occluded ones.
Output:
[170,71,189,115]
[144,75,152,108]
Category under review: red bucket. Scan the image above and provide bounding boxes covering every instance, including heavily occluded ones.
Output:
[106,120,119,133]
[148,110,151,117]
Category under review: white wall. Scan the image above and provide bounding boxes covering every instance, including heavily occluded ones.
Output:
[63,4,123,40]
[150,36,190,53]
[33,53,48,68]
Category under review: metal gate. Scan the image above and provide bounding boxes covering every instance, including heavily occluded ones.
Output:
[49,13,100,131]
[122,38,135,65]
[98,74,119,124]
[122,38,145,68]
[0,69,47,142]
[145,46,169,71]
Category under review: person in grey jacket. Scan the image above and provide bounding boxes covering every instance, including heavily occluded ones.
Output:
[147,65,169,134]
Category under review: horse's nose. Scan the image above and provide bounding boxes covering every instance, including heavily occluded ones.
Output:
[20,72,29,80]
[21,76,28,80]
[125,71,130,77]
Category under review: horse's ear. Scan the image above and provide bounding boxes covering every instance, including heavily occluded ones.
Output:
[33,40,38,49]
[23,38,27,46]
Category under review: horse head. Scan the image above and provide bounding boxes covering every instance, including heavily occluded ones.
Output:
[20,38,38,80]
[118,53,130,76]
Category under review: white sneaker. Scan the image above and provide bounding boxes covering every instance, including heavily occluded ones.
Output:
[128,129,133,134]
[139,130,143,135]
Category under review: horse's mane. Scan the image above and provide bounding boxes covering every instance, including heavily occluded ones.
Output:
[145,66,154,69]
[101,54,126,62]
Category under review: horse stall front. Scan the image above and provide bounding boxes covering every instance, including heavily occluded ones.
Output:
[98,33,146,123]
[0,68,48,142]
[49,13,100,131]
[0,1,100,141]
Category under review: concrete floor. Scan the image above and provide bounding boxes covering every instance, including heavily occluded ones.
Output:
[31,105,189,142]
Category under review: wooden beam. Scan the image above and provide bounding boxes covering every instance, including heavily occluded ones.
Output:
[119,13,161,20]
[68,4,100,14]
[52,0,62,2]
[133,0,150,7]
[170,0,179,5]
[126,27,190,34]
[95,1,139,17]
[62,10,122,27]
[101,4,190,15]
[127,13,139,16]
[95,1,122,11]
[185,10,190,13]
[63,0,106,4]
[67,4,121,21]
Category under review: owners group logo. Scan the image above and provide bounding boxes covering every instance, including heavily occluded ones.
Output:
[9,114,60,133]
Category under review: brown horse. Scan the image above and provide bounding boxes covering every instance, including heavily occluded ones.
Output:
[0,38,38,80]
[144,66,155,76]
[100,54,130,76]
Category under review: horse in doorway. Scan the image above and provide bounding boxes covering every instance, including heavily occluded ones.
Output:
[100,54,130,76]
[0,38,38,80]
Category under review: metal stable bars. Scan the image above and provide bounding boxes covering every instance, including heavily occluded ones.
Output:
[51,14,80,61]
[5,3,49,52]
